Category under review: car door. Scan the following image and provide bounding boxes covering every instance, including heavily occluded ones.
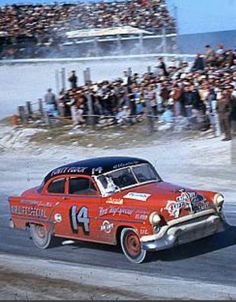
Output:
[52,174,102,242]
[42,175,72,234]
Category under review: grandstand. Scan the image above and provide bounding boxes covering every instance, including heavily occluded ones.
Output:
[0,0,177,59]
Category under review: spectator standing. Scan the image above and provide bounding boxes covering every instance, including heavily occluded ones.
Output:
[206,87,218,136]
[67,89,79,126]
[57,89,66,117]
[216,43,225,55]
[217,88,232,141]
[215,44,225,67]
[44,88,58,116]
[191,84,208,130]
[155,83,163,113]
[181,84,194,119]
[68,70,78,89]
[129,87,137,119]
[122,70,132,93]
[147,84,158,118]
[205,45,216,67]
[160,82,170,108]
[230,88,236,136]
[157,57,169,77]
[116,106,131,126]
[191,53,205,72]
[224,50,234,68]
[170,83,182,116]
[63,91,72,118]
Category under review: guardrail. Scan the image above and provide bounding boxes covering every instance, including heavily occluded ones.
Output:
[14,100,158,135]
[63,33,177,44]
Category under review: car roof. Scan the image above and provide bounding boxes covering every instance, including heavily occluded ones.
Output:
[44,156,150,183]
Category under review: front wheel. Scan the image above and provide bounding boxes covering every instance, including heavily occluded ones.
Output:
[29,224,52,249]
[120,228,147,263]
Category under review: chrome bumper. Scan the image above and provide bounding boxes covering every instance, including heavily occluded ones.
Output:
[141,213,226,251]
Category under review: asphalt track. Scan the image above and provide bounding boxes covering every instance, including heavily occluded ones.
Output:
[1,193,236,289]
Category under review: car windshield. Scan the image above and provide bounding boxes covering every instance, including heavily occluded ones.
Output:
[97,163,160,194]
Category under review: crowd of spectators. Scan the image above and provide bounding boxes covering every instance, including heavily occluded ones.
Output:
[44,44,236,141]
[0,0,176,59]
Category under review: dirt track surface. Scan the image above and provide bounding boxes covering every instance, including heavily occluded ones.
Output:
[1,253,236,301]
[0,268,149,300]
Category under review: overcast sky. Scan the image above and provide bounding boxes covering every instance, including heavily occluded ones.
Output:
[0,0,236,35]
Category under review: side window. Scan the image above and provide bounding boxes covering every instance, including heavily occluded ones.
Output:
[47,178,65,194]
[69,177,97,195]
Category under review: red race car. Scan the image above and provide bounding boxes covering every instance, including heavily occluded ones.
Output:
[8,156,227,263]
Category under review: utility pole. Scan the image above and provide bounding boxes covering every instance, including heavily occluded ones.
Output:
[162,25,167,54]
[173,4,180,53]
[55,69,60,94]
[61,67,66,90]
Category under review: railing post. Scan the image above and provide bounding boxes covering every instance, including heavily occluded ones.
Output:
[128,67,132,76]
[83,69,87,85]
[86,90,95,129]
[55,69,60,94]
[38,98,44,118]
[61,67,66,90]
[86,67,91,84]
[25,101,32,119]
[18,105,27,125]
[83,67,91,85]
[139,33,144,54]
[162,26,167,53]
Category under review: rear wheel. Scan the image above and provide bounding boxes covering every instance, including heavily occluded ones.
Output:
[120,228,147,263]
[29,224,52,249]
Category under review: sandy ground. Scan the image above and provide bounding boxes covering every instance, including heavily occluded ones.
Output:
[1,254,236,300]
[0,267,146,300]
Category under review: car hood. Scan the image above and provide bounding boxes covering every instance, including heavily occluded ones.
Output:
[121,181,191,201]
[119,181,211,221]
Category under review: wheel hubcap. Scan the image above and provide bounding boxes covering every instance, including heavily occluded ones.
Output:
[35,225,46,239]
[126,232,141,257]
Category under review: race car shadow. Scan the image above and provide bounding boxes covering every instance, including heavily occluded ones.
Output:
[69,240,121,254]
[148,224,236,262]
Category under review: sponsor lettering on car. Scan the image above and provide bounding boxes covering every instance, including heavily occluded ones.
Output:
[105,197,123,205]
[11,205,46,218]
[100,220,114,233]
[164,191,209,218]
[123,192,151,201]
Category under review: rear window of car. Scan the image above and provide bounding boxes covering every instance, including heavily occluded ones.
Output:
[47,178,65,194]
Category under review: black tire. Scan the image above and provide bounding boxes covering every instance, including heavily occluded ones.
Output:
[29,224,52,249]
[120,228,147,263]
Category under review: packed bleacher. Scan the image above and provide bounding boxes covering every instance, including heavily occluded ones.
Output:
[0,0,176,59]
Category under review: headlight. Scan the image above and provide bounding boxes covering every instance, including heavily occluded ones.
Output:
[149,212,161,225]
[213,193,224,208]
